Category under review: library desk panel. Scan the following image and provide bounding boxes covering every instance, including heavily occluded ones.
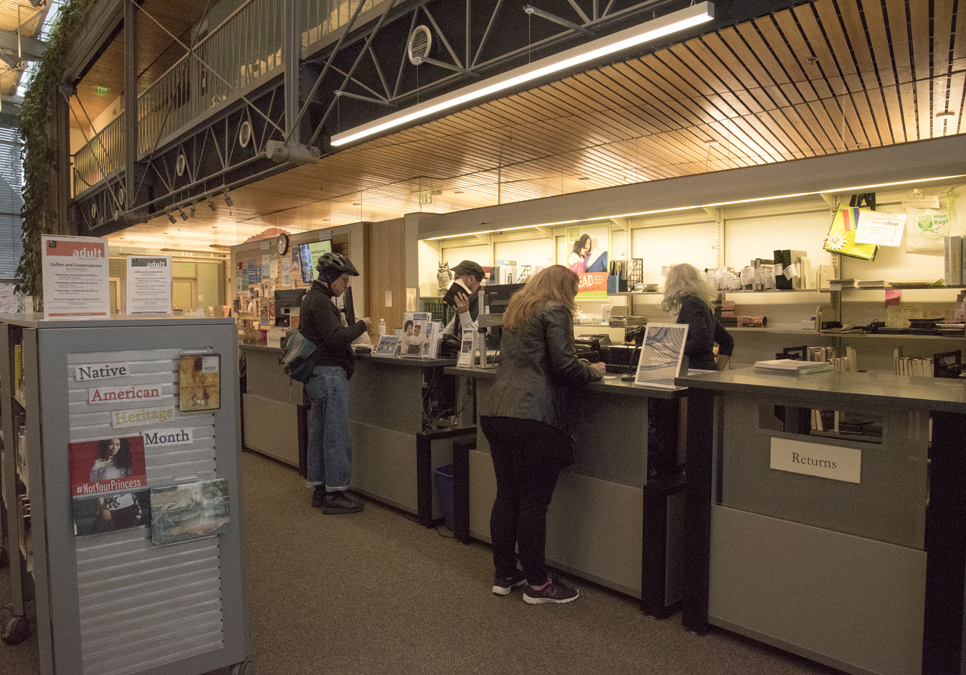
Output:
[350,423,418,513]
[242,393,300,468]
[677,366,966,675]
[452,367,685,613]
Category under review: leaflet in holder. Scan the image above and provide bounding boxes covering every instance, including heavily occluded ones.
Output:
[442,279,472,306]
[633,323,689,388]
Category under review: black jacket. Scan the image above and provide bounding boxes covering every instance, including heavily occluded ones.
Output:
[299,281,368,378]
[676,295,734,370]
[480,303,601,434]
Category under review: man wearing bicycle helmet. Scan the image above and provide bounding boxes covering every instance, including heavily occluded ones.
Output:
[299,251,372,514]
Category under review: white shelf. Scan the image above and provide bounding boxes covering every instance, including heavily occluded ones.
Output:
[728,328,825,336]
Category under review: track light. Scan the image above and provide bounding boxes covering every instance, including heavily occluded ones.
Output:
[224,191,233,207]
[207,196,217,212]
[189,203,196,218]
[178,208,188,221]
[167,212,177,224]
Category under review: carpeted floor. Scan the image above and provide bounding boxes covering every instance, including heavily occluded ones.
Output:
[0,450,838,674]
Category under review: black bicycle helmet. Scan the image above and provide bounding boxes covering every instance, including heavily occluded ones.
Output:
[316,251,359,276]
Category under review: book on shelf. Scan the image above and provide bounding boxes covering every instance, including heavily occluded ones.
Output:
[945,235,964,286]
[754,359,832,374]
[855,280,886,288]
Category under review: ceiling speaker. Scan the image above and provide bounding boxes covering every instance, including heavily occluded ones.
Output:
[407,25,432,65]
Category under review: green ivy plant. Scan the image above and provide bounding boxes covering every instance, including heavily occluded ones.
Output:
[16,0,91,304]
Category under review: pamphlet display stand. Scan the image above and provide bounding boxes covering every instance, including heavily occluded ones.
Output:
[0,314,251,675]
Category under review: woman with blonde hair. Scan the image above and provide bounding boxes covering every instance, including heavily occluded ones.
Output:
[480,265,605,604]
[662,263,733,371]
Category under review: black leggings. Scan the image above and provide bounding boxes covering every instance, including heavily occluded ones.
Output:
[480,416,570,585]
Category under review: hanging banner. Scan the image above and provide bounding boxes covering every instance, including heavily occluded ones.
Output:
[41,235,110,320]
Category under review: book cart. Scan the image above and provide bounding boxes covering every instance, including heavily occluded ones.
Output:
[0,314,252,675]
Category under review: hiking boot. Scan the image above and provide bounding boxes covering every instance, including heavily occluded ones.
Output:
[311,486,326,508]
[322,491,364,515]
[523,575,579,605]
[492,571,526,596]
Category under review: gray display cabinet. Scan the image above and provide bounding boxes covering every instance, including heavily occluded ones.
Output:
[0,314,251,675]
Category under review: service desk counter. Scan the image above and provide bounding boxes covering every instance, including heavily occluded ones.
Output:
[447,366,686,615]
[676,366,966,675]
[240,347,466,523]
[239,343,306,470]
[349,354,467,522]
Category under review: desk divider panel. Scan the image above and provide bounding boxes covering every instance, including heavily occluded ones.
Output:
[720,393,928,549]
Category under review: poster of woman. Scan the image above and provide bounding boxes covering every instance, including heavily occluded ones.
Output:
[566,224,610,298]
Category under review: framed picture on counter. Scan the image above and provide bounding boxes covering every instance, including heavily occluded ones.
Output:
[634,323,688,388]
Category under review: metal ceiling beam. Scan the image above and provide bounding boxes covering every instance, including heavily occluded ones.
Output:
[0,28,44,61]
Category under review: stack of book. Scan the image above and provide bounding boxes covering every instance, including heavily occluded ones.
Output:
[754,359,831,374]
[937,322,966,336]
[908,318,944,335]
[715,300,737,327]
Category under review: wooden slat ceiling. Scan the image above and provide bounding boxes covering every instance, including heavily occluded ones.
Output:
[113,0,966,250]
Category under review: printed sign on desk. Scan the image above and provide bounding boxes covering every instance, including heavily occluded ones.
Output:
[126,255,172,316]
[41,235,109,320]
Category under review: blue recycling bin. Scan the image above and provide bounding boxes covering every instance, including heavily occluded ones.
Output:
[434,464,455,531]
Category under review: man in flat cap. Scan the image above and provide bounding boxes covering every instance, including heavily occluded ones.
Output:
[443,260,485,337]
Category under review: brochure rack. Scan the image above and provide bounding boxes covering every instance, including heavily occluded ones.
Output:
[0,315,251,675]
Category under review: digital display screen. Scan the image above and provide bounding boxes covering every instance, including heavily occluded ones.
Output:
[297,240,333,283]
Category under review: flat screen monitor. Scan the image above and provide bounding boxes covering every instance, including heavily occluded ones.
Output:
[274,288,306,327]
[485,283,525,314]
[297,239,333,283]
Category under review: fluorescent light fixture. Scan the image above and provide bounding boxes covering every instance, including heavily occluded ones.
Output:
[331,2,714,147]
[422,173,966,241]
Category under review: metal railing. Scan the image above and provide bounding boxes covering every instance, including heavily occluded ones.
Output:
[74,0,385,197]
[302,0,382,50]
[73,114,124,195]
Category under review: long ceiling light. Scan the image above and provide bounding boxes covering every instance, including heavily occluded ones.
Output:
[330,2,714,148]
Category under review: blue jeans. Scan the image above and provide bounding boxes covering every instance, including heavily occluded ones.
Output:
[305,365,352,491]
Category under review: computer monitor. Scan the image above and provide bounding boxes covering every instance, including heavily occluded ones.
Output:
[297,239,333,283]
[339,286,356,326]
[274,288,306,327]
[485,283,526,314]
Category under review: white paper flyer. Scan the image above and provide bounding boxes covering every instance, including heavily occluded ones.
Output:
[41,235,110,320]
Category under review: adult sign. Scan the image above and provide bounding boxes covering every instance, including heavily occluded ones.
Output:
[41,235,110,320]
[126,255,173,316]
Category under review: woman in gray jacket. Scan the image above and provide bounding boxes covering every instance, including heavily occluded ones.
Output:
[480,265,605,604]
